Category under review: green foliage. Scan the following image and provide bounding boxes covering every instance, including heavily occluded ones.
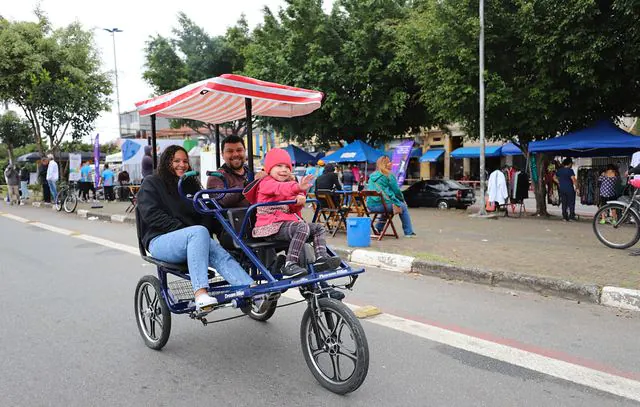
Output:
[0,111,32,163]
[0,12,112,153]
[143,13,249,140]
[244,0,430,146]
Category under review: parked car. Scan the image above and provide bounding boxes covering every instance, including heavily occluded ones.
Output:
[403,180,476,209]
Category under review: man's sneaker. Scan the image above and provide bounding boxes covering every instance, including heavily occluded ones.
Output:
[405,233,417,238]
[281,262,308,279]
[313,256,342,272]
[195,293,217,311]
[319,281,345,300]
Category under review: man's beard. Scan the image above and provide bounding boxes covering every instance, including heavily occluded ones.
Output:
[228,159,244,172]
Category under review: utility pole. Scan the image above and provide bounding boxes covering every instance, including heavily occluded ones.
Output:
[104,28,123,137]
[478,0,487,215]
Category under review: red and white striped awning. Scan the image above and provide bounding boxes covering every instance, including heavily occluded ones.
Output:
[135,74,323,123]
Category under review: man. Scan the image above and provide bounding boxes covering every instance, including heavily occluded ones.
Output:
[4,164,21,205]
[141,145,154,179]
[342,165,355,192]
[45,154,59,203]
[100,163,116,201]
[117,169,131,201]
[554,158,578,222]
[38,157,51,203]
[19,165,30,200]
[315,163,342,192]
[206,135,255,208]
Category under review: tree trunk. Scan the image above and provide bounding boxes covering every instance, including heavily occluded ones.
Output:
[7,145,14,164]
[532,153,549,216]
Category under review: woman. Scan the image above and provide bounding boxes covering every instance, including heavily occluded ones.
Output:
[136,145,255,311]
[366,156,416,237]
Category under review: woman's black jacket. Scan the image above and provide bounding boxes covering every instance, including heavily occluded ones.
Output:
[137,174,217,251]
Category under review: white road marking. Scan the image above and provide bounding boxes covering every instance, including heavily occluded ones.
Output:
[367,313,640,402]
[3,212,640,402]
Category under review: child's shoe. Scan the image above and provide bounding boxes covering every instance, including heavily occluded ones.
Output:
[281,262,308,278]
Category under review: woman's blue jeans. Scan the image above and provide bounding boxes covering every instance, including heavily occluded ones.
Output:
[367,202,415,236]
[149,225,254,292]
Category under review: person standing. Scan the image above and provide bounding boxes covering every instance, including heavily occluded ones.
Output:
[4,164,21,205]
[100,163,116,201]
[45,154,59,203]
[342,165,355,192]
[79,161,92,201]
[19,165,30,201]
[554,158,578,221]
[141,145,154,180]
[38,158,51,203]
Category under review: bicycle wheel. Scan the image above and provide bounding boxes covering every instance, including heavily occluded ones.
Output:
[54,190,65,211]
[593,203,640,249]
[63,193,78,213]
[300,298,369,394]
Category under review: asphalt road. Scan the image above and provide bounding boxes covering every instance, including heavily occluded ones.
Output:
[1,205,639,406]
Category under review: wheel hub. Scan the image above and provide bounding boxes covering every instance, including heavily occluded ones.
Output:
[323,337,339,354]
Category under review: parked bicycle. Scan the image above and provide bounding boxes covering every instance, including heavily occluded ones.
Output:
[592,179,640,249]
[54,181,79,213]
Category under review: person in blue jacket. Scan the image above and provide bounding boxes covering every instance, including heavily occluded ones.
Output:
[366,156,416,237]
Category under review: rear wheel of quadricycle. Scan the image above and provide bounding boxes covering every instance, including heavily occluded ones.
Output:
[63,193,77,213]
[241,298,278,321]
[593,203,640,249]
[300,298,369,394]
[134,275,172,350]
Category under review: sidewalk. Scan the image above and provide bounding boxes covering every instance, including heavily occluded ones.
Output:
[38,198,638,287]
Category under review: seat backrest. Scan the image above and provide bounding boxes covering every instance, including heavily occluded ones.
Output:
[218,208,253,250]
[359,190,391,213]
[134,206,148,257]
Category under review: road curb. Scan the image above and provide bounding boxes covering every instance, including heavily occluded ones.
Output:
[601,286,640,311]
[27,201,638,311]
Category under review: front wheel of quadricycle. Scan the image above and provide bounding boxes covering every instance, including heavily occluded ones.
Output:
[241,298,278,321]
[593,203,640,249]
[63,193,77,213]
[300,298,369,394]
[134,275,172,350]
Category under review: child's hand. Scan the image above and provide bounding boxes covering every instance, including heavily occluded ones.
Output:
[299,174,314,191]
[295,195,306,206]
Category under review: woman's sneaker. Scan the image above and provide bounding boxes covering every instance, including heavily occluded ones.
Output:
[281,262,308,279]
[313,256,342,272]
[195,293,217,312]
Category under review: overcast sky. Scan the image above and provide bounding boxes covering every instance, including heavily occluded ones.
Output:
[4,0,333,143]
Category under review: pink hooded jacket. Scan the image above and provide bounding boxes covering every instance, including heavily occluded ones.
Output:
[248,176,306,236]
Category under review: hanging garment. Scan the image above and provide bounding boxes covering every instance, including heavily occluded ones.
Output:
[514,172,529,201]
[488,169,508,205]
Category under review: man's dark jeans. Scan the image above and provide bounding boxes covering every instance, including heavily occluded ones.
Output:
[560,189,576,220]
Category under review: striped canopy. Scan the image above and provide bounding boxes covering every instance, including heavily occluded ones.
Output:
[135,74,323,123]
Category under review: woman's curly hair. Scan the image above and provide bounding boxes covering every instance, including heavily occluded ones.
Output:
[157,145,192,194]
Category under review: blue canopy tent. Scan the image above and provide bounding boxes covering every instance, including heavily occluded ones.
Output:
[419,148,445,163]
[501,143,524,156]
[284,144,318,165]
[528,121,640,157]
[322,140,385,163]
[451,146,502,158]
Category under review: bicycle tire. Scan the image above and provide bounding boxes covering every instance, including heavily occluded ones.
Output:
[63,193,78,213]
[54,190,66,211]
[593,203,640,249]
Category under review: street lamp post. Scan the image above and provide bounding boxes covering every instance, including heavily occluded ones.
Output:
[478,0,487,215]
[104,28,123,138]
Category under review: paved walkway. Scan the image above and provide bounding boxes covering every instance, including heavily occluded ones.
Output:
[31,197,639,289]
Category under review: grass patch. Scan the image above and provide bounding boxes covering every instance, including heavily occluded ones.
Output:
[412,252,455,264]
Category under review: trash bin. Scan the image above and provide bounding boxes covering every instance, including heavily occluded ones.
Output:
[347,217,371,247]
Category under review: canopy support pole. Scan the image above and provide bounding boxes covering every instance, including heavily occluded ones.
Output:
[245,98,254,174]
[215,124,221,169]
[151,114,158,170]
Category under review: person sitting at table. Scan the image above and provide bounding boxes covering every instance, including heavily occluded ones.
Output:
[366,156,416,238]
[315,163,343,208]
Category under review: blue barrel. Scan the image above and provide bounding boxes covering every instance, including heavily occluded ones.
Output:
[347,217,371,247]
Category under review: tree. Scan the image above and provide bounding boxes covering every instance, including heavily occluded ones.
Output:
[143,13,250,140]
[244,0,431,147]
[0,111,32,164]
[0,12,112,155]
[398,0,640,215]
